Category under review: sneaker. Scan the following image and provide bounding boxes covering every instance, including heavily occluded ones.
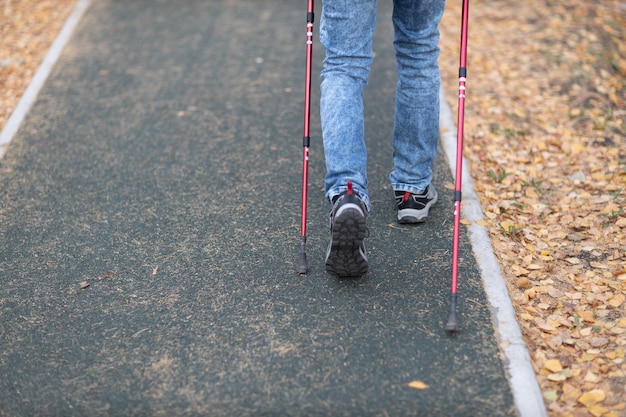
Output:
[395,185,438,224]
[325,182,369,277]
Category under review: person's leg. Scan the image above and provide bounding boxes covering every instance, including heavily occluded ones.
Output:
[320,0,377,276]
[320,0,378,211]
[389,0,445,195]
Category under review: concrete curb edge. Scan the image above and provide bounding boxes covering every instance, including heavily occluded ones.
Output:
[439,86,548,417]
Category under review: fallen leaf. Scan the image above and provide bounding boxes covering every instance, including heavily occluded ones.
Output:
[543,390,558,402]
[562,383,581,401]
[608,294,625,307]
[536,320,558,333]
[525,288,537,299]
[548,373,568,382]
[544,359,563,372]
[578,311,595,323]
[501,220,521,232]
[578,389,606,407]
[589,337,609,348]
[408,380,429,390]
[588,405,609,417]
[547,335,563,350]
[512,264,530,277]
[567,233,586,242]
[584,371,601,383]
[589,261,609,269]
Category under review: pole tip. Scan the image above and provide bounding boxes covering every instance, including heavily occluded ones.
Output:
[296,252,308,274]
[445,311,458,333]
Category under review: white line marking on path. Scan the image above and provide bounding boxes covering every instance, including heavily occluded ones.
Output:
[0,0,92,158]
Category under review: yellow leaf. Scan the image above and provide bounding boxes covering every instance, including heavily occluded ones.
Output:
[522,241,536,252]
[562,383,581,401]
[579,352,596,362]
[547,373,567,382]
[589,405,609,417]
[525,287,537,299]
[580,327,593,337]
[512,266,530,277]
[523,305,538,314]
[408,380,429,390]
[579,311,595,323]
[578,389,606,407]
[542,390,558,402]
[500,221,520,232]
[544,359,563,373]
[584,371,601,383]
[547,319,562,328]
[601,203,620,214]
[537,320,557,333]
[524,188,539,198]
[525,188,539,198]
[608,295,625,307]
[592,172,607,181]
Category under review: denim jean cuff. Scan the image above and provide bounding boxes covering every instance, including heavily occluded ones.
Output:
[391,183,429,195]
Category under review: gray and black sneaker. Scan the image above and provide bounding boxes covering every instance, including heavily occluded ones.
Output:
[325,182,369,278]
[395,185,438,224]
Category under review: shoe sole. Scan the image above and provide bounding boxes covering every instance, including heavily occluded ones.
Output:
[397,194,438,224]
[325,204,369,278]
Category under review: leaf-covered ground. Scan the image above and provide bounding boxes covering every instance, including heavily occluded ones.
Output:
[0,0,74,132]
[1,0,625,416]
[439,1,626,416]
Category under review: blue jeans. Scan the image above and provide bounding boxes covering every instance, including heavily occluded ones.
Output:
[320,0,445,211]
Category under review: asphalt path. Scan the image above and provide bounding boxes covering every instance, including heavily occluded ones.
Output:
[0,1,520,416]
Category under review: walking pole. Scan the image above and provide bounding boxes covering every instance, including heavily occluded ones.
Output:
[445,0,469,333]
[297,0,315,274]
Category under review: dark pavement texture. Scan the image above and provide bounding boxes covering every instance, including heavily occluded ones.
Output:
[0,1,517,416]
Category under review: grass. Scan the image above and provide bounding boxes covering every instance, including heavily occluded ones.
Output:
[488,169,509,184]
